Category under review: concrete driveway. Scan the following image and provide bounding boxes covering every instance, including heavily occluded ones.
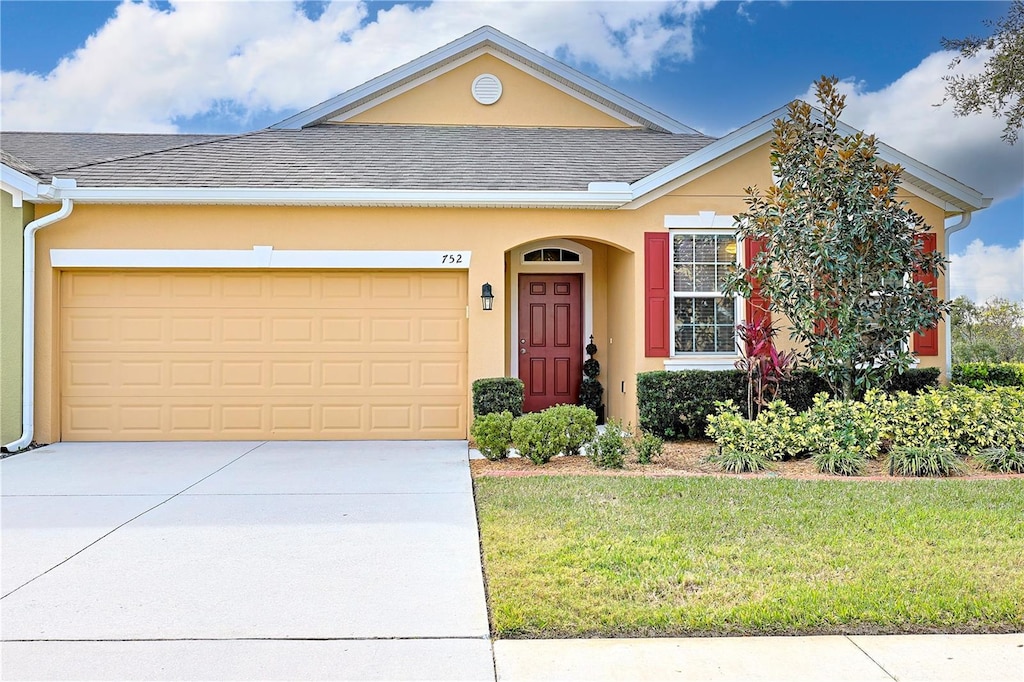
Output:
[1,441,494,681]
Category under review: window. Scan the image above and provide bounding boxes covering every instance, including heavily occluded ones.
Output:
[671,233,738,353]
[522,247,581,263]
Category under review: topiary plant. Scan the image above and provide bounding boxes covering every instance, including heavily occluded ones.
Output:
[579,335,605,424]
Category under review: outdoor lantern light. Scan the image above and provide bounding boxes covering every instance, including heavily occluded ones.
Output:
[481,283,494,311]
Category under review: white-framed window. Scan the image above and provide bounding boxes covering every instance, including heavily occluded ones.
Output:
[670,231,739,355]
[521,247,581,263]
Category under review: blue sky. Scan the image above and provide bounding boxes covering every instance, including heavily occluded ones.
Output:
[2,0,1021,301]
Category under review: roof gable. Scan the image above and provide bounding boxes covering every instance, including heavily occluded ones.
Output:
[625,104,991,214]
[271,25,697,133]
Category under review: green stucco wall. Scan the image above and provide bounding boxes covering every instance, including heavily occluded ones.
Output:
[1,190,31,445]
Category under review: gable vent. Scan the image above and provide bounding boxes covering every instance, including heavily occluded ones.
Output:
[472,74,502,105]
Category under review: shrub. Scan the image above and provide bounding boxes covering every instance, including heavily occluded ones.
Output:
[867,386,1024,456]
[472,377,524,417]
[470,411,514,461]
[633,431,663,464]
[975,448,1024,474]
[883,367,941,394]
[781,369,833,412]
[813,449,866,476]
[637,370,747,439]
[888,446,965,477]
[952,362,1024,389]
[803,394,879,462]
[706,400,807,462]
[590,419,628,469]
[707,447,769,473]
[511,413,561,464]
[546,404,597,457]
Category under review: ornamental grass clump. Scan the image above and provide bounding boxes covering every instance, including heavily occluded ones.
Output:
[976,448,1024,474]
[888,446,965,477]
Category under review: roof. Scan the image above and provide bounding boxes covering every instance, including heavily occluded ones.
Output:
[272,26,698,134]
[0,131,228,177]
[3,125,715,191]
[0,148,39,180]
[626,103,992,215]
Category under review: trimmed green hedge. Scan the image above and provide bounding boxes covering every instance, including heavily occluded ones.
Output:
[472,377,525,417]
[637,368,940,440]
[952,362,1024,389]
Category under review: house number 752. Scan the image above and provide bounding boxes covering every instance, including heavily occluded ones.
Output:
[441,254,463,264]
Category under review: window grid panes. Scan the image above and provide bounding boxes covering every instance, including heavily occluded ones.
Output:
[672,233,737,354]
[523,248,581,263]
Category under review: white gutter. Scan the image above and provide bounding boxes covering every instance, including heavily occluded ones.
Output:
[50,185,633,208]
[4,179,75,452]
[943,211,973,381]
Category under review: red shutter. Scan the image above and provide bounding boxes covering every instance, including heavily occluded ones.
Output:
[644,232,670,357]
[744,237,771,327]
[913,232,939,356]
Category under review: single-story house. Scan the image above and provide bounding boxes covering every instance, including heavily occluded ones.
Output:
[0,26,991,447]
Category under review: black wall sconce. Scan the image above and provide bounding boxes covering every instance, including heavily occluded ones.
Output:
[481,282,494,311]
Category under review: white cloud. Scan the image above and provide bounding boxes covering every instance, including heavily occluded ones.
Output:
[0,0,715,133]
[800,51,1024,204]
[950,239,1024,303]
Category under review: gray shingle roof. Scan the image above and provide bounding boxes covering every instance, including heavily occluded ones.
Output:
[2,126,716,192]
[0,132,229,176]
[1,149,40,180]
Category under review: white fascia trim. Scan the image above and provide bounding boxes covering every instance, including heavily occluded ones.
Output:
[51,247,473,270]
[627,104,991,212]
[665,212,735,229]
[629,109,779,200]
[50,186,633,208]
[664,357,740,372]
[1,164,45,201]
[271,26,694,133]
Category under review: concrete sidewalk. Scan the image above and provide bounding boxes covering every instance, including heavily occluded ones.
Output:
[494,633,1024,682]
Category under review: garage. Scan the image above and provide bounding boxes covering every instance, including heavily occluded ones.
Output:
[59,270,468,441]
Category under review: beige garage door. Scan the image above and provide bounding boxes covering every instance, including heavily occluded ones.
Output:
[60,270,468,441]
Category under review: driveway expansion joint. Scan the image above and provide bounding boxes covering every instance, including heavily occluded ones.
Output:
[846,635,899,681]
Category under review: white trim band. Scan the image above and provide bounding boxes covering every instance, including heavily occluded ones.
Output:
[50,247,473,270]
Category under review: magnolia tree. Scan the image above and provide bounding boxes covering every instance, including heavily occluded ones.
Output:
[725,76,948,400]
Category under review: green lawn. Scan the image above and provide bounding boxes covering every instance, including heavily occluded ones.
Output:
[474,476,1024,638]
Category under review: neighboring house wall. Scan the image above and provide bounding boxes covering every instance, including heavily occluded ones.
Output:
[1,190,31,444]
[341,53,635,128]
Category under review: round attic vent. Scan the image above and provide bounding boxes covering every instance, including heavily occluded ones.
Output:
[472,74,502,105]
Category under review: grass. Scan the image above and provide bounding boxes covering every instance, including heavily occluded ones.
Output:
[475,476,1024,638]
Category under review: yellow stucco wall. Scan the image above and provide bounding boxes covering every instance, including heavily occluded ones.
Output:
[28,141,954,441]
[342,53,634,128]
[1,191,32,445]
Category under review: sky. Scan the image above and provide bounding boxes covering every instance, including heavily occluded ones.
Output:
[1,0,1022,303]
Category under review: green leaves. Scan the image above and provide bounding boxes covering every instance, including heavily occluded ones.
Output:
[728,76,949,399]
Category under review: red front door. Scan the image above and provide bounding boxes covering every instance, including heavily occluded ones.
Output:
[518,274,583,413]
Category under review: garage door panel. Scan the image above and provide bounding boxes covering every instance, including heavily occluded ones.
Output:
[62,353,466,397]
[60,270,468,441]
[62,309,467,352]
[62,271,467,310]
[62,397,467,440]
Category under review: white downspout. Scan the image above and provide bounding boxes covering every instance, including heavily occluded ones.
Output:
[943,211,973,382]
[3,183,75,452]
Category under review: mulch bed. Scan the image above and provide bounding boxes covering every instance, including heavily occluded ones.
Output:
[470,439,1024,481]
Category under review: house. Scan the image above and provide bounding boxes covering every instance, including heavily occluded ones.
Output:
[0,26,991,447]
